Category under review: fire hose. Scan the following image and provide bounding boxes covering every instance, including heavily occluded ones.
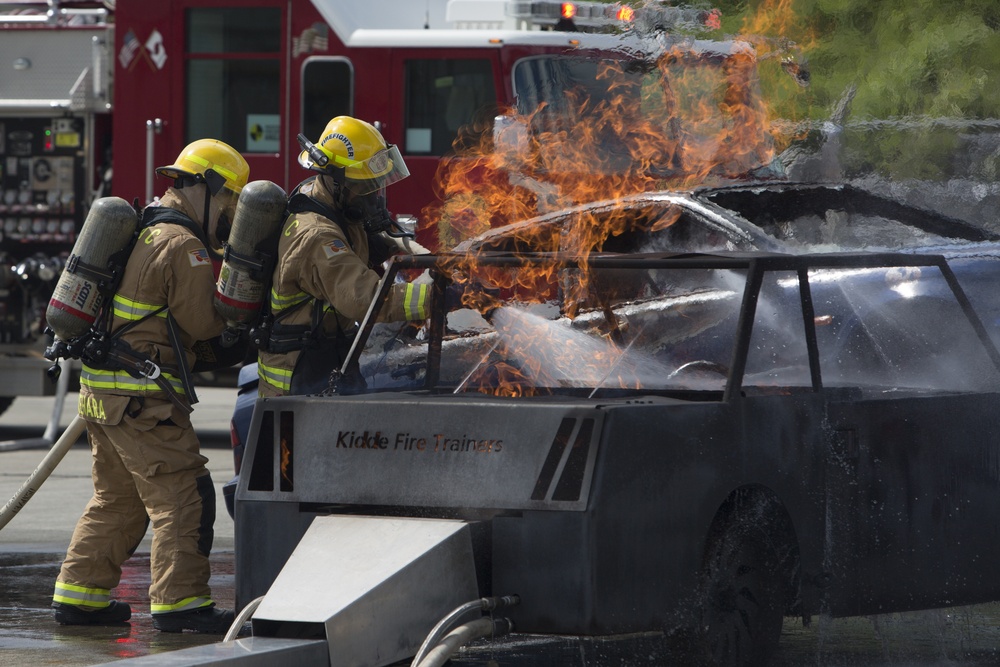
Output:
[1,331,192,531]
[410,595,519,667]
[0,414,87,532]
[414,616,514,667]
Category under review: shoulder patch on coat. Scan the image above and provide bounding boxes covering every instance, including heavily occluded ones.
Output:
[188,248,211,266]
[322,239,349,258]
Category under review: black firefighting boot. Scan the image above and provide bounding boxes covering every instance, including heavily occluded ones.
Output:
[53,600,132,626]
[152,605,235,634]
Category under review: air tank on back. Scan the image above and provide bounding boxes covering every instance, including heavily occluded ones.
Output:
[214,179,287,329]
[46,196,137,340]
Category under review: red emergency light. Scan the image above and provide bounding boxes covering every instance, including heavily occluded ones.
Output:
[560,2,576,19]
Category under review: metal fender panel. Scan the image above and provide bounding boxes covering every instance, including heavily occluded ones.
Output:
[242,395,604,510]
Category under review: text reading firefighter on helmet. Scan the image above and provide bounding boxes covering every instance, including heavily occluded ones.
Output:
[51,139,248,634]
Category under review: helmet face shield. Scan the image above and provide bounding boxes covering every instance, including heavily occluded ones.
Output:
[343,145,410,195]
[297,117,409,193]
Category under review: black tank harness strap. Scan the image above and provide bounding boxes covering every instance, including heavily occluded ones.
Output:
[98,208,210,411]
[255,184,359,354]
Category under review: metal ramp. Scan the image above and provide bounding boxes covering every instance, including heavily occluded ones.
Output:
[92,515,480,667]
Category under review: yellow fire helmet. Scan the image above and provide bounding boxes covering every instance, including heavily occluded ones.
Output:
[156,139,250,196]
[298,116,410,195]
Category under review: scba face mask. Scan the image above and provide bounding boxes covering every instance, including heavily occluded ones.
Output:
[344,190,413,238]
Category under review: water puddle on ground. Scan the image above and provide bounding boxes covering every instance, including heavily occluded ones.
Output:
[0,551,235,666]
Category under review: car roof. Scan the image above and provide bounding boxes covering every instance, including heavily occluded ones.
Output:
[452,181,998,255]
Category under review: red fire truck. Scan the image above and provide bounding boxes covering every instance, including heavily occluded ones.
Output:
[0,0,727,420]
[109,0,655,244]
[0,1,111,424]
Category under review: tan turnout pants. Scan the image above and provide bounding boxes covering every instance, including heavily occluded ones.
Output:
[55,396,217,612]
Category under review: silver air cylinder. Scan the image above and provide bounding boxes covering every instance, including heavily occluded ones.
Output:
[46,197,137,340]
[215,180,287,327]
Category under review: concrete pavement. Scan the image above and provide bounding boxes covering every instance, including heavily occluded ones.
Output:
[0,388,238,551]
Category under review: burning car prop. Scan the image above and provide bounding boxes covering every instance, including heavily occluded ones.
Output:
[213,5,1000,665]
[226,248,1000,667]
[455,181,1000,345]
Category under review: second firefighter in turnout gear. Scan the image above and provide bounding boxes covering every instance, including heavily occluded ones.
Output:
[52,139,247,634]
[257,116,431,396]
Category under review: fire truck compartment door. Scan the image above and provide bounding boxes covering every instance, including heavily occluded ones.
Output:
[0,29,108,111]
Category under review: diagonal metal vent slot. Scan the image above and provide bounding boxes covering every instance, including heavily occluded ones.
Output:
[531,418,577,500]
[552,418,595,501]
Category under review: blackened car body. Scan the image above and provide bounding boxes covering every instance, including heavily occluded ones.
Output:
[231,245,1000,667]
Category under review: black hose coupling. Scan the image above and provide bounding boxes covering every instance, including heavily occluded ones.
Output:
[491,617,515,636]
[480,594,520,612]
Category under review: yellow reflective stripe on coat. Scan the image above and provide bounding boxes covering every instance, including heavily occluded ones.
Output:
[270,288,310,313]
[80,365,186,394]
[112,293,168,321]
[258,361,292,392]
[150,596,214,614]
[404,283,429,320]
[53,581,112,608]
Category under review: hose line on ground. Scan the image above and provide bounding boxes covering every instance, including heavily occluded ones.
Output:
[410,595,520,667]
[224,595,264,642]
[415,617,514,667]
[0,414,87,532]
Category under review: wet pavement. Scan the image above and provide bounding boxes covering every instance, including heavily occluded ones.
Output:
[5,391,1000,666]
[0,551,235,666]
[0,390,239,666]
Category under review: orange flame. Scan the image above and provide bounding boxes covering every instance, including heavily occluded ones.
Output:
[280,435,291,485]
[420,7,813,397]
[426,44,776,254]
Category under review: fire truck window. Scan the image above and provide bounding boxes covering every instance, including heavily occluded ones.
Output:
[185,8,281,152]
[302,59,353,143]
[404,60,496,156]
[187,8,281,53]
[186,60,280,152]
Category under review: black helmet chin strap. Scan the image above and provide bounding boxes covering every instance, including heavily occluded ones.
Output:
[192,169,228,248]
[203,168,228,196]
[202,186,213,246]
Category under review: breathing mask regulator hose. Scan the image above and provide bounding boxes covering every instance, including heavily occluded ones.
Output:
[0,415,87,532]
[344,189,413,239]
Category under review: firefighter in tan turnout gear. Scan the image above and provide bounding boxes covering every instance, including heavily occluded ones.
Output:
[257,116,431,396]
[52,140,248,634]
